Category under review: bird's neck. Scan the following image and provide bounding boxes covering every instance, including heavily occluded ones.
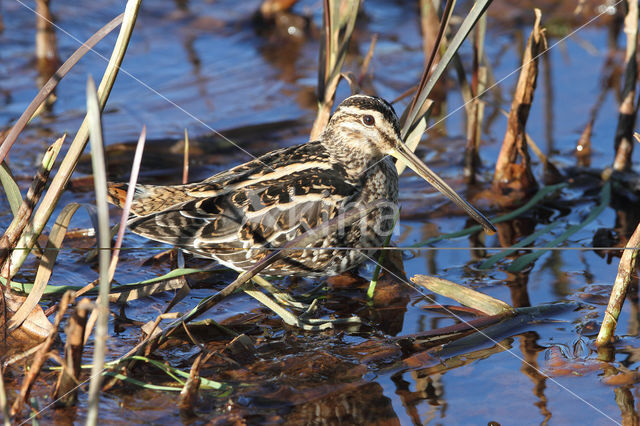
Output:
[321,127,380,178]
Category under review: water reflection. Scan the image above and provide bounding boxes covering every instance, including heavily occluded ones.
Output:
[2,0,639,423]
[519,331,552,423]
[35,0,59,112]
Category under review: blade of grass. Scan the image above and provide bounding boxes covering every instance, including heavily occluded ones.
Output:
[7,203,95,332]
[108,356,225,390]
[102,373,183,392]
[6,0,141,280]
[508,181,611,273]
[367,209,400,299]
[4,267,206,297]
[412,183,567,247]
[478,221,561,270]
[0,162,22,215]
[86,75,112,426]
[107,126,146,281]
[411,275,513,316]
[0,14,124,165]
[110,275,189,303]
[401,0,493,139]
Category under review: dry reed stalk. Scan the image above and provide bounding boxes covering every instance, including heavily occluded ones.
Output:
[309,0,360,140]
[416,0,448,118]
[411,275,513,316]
[357,34,377,87]
[9,292,72,419]
[178,353,203,417]
[259,0,298,20]
[464,14,487,184]
[35,0,59,93]
[51,298,91,406]
[492,9,545,203]
[612,0,638,171]
[35,0,57,63]
[0,136,64,273]
[0,367,8,426]
[596,218,640,346]
[575,120,593,167]
[182,129,190,185]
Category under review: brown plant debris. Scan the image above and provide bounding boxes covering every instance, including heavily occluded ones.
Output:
[492,9,547,206]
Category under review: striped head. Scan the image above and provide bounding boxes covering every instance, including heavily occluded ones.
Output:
[323,94,497,235]
[324,94,402,161]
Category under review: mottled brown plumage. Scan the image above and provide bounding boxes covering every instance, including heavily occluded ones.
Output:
[108,95,495,276]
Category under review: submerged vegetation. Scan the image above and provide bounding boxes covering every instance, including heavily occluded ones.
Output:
[1,0,640,423]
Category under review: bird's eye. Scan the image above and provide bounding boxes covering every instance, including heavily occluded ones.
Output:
[362,115,375,126]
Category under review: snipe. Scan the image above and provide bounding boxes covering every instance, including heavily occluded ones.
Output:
[108,95,495,276]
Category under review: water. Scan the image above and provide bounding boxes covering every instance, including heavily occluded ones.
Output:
[0,0,637,423]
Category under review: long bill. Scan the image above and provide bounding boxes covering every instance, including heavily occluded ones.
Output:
[390,142,496,234]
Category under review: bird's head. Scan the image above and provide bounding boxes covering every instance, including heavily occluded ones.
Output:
[325,94,495,234]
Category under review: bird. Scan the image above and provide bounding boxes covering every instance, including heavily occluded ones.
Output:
[107,94,495,276]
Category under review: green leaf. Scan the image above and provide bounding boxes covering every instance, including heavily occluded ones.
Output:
[401,0,494,138]
[4,267,207,296]
[7,202,90,332]
[479,221,561,270]
[106,355,226,390]
[0,161,23,215]
[412,183,567,247]
[507,181,611,272]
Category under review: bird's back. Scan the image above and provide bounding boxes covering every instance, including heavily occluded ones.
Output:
[107,141,396,275]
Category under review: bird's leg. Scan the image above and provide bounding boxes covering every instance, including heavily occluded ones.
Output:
[251,275,309,310]
[242,280,362,330]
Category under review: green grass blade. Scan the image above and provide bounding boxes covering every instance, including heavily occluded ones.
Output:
[368,209,400,299]
[7,203,89,332]
[401,0,493,138]
[5,267,206,297]
[113,356,225,390]
[507,181,611,272]
[412,183,566,247]
[0,162,22,215]
[478,221,561,270]
[103,373,183,392]
[86,74,112,426]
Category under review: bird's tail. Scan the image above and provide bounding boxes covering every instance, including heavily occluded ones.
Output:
[107,182,195,217]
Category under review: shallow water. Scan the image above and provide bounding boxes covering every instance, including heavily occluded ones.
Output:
[1,0,639,424]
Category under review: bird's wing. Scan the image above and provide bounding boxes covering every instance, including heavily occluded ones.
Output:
[127,167,359,260]
[107,141,335,217]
